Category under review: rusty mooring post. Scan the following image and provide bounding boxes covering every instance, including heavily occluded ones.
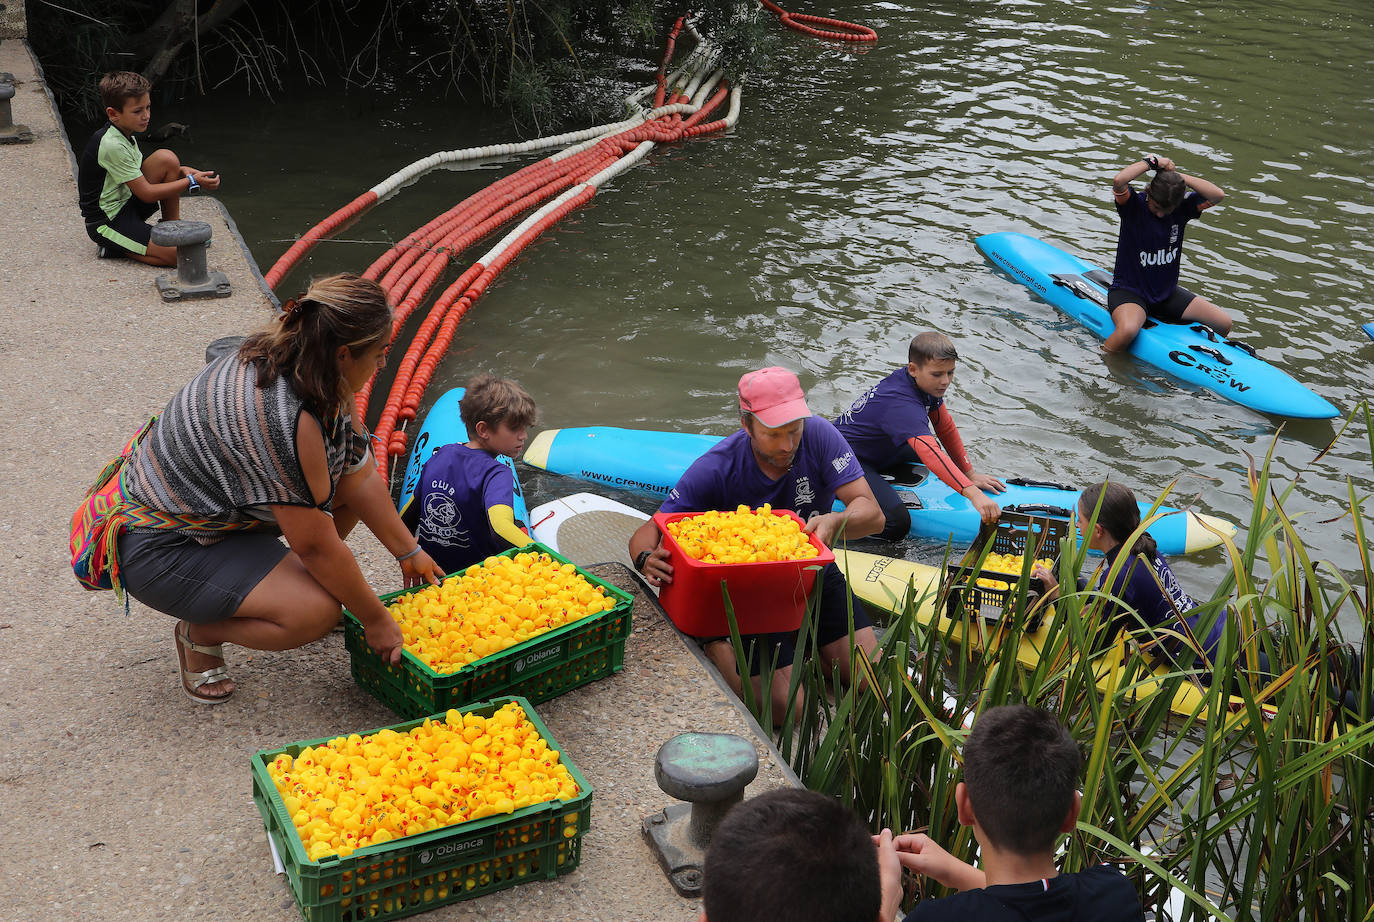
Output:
[151,220,232,301]
[0,74,34,143]
[641,732,759,898]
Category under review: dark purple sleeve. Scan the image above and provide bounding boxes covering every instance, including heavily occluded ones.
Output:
[659,452,727,514]
[814,420,865,492]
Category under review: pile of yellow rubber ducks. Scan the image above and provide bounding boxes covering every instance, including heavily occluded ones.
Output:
[666,504,820,564]
[267,702,580,861]
[387,551,618,672]
[974,552,1055,591]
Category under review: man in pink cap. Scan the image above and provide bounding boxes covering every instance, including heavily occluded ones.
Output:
[628,367,884,719]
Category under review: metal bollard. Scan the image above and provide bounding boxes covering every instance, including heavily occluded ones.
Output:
[150,220,232,301]
[641,732,759,898]
[0,74,34,144]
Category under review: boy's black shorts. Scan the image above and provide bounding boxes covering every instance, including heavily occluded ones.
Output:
[1107,285,1197,323]
[695,563,873,675]
[86,196,160,256]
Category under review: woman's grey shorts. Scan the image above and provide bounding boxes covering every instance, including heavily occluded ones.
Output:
[117,528,289,623]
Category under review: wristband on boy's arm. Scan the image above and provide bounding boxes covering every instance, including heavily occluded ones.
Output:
[186,174,200,192]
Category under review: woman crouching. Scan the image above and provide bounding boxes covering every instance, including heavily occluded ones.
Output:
[107,274,441,703]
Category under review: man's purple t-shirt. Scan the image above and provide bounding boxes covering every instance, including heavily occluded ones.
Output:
[833,366,942,469]
[658,418,863,519]
[414,443,517,574]
[1110,189,1204,305]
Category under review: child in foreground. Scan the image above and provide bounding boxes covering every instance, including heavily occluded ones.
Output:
[880,704,1143,921]
[77,71,221,266]
[403,374,535,574]
[835,331,1004,536]
[701,787,890,922]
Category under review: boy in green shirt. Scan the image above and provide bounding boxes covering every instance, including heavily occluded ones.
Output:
[77,71,220,266]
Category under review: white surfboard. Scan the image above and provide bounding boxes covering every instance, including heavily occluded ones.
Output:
[529,492,650,570]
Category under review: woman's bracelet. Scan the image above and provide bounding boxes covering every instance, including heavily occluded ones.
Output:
[396,546,424,563]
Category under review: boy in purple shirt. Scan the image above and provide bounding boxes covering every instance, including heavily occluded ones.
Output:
[403,375,535,574]
[1104,154,1231,353]
[628,367,884,718]
[836,332,1005,538]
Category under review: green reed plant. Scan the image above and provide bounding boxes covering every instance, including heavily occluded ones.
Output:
[729,403,1374,921]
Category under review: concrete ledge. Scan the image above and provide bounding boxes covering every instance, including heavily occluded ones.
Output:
[0,34,797,922]
[0,1,25,40]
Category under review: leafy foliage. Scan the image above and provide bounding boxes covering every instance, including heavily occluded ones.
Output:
[30,0,771,128]
[732,404,1374,920]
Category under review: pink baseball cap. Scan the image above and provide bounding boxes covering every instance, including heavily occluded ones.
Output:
[738,367,812,428]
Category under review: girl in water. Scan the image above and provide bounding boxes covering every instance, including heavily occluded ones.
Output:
[1032,480,1224,665]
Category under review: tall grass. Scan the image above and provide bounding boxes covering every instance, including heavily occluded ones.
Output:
[730,405,1374,921]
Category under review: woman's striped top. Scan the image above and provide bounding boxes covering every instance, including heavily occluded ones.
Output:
[122,354,369,540]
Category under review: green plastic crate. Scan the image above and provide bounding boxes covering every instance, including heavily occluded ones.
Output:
[344,543,633,720]
[250,696,592,922]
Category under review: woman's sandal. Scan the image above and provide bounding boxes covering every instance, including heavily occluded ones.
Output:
[174,621,234,704]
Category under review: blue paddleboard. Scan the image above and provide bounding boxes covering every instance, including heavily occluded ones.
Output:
[975,232,1337,419]
[396,388,528,525]
[1362,322,1374,342]
[523,426,1234,556]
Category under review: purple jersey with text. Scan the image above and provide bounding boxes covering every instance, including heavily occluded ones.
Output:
[833,365,942,468]
[659,418,863,518]
[1101,544,1226,661]
[414,444,516,573]
[1110,189,1203,304]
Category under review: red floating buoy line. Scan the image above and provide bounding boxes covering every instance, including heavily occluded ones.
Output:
[758,0,877,43]
[263,8,874,488]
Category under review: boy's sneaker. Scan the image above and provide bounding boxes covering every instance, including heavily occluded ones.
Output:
[96,244,114,259]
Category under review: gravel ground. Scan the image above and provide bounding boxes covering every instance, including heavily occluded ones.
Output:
[0,39,795,922]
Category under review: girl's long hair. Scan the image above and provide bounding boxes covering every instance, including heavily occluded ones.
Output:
[1080,480,1158,560]
[238,274,393,417]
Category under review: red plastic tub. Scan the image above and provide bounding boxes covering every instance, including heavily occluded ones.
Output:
[652,509,835,637]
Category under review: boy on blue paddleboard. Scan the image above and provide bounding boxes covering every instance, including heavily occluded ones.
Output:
[834,332,1004,538]
[1104,154,1232,353]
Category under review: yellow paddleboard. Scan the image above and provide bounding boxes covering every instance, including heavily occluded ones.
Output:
[835,549,1275,723]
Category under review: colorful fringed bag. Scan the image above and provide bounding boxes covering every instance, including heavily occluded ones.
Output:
[70,417,157,593]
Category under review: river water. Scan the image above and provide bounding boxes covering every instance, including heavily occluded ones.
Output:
[143,0,1373,620]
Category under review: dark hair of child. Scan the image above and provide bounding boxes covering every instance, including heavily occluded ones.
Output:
[908,331,959,366]
[1145,170,1187,212]
[459,374,537,433]
[1079,480,1158,560]
[99,71,152,112]
[702,788,880,922]
[962,704,1082,856]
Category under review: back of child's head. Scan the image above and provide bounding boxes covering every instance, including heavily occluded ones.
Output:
[962,704,1081,857]
[702,788,879,922]
[459,374,536,433]
[99,72,151,113]
[1146,170,1187,212]
[1080,480,1158,560]
[908,331,958,366]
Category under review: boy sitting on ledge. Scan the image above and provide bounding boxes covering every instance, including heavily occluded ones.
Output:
[77,71,220,266]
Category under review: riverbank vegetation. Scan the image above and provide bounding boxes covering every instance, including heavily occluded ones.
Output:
[30,0,768,127]
[732,405,1374,920]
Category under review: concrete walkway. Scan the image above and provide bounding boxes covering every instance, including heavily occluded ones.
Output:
[0,40,793,922]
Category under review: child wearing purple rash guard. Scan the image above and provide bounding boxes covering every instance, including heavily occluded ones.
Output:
[403,375,536,574]
[1103,154,1233,353]
[1032,481,1225,664]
